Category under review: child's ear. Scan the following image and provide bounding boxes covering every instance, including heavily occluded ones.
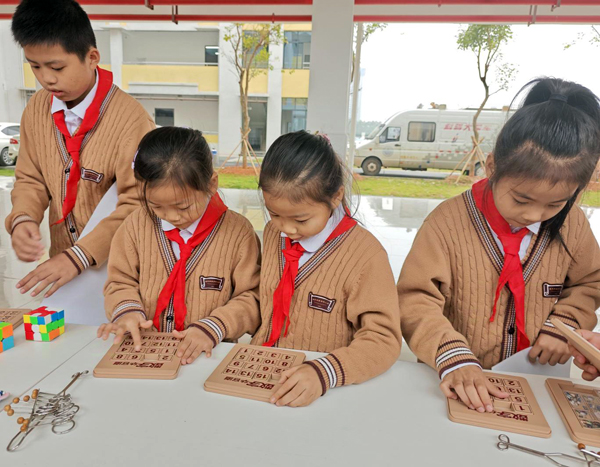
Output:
[209,172,219,196]
[87,47,100,69]
[485,153,495,178]
[331,186,345,209]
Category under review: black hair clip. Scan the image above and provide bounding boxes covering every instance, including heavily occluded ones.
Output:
[549,93,569,103]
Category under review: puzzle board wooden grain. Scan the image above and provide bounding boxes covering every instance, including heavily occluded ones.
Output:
[93,332,182,380]
[447,372,551,438]
[550,317,600,371]
[204,344,306,402]
[0,309,28,329]
[546,378,600,446]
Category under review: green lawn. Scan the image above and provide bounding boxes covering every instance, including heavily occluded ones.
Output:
[0,168,15,177]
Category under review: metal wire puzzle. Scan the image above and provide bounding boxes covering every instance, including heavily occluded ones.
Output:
[3,370,88,451]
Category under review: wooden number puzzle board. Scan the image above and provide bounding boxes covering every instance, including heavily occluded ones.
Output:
[550,317,600,371]
[0,309,28,329]
[93,332,182,380]
[204,344,306,402]
[447,372,551,438]
[546,378,600,446]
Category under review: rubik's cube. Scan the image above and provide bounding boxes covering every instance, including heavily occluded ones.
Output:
[23,307,65,342]
[0,322,14,352]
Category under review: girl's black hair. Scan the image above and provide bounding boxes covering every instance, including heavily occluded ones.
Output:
[491,77,600,246]
[12,0,97,62]
[259,130,355,213]
[134,126,214,214]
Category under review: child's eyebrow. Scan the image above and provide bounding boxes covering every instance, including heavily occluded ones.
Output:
[267,209,309,218]
[512,189,571,203]
[25,57,64,66]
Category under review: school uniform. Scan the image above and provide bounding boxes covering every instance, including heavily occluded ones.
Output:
[398,179,600,379]
[5,67,154,271]
[104,195,261,345]
[251,206,402,396]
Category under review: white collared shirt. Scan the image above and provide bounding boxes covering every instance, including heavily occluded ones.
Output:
[161,217,202,260]
[51,71,99,136]
[488,221,542,261]
[281,204,346,268]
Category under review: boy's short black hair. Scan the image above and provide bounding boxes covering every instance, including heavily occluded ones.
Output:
[12,0,97,62]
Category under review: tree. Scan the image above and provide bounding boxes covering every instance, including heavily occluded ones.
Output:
[350,23,386,84]
[564,26,600,49]
[457,25,516,144]
[223,24,285,168]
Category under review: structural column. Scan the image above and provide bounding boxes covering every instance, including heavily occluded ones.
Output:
[108,26,123,88]
[306,0,354,160]
[266,40,283,148]
[0,21,26,123]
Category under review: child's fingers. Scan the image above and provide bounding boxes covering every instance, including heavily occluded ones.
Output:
[486,380,508,399]
[204,345,212,358]
[187,346,207,364]
[559,353,571,365]
[31,273,57,297]
[128,324,143,350]
[549,351,562,366]
[97,324,108,338]
[181,340,197,362]
[177,337,193,358]
[538,349,551,365]
[276,381,305,407]
[270,377,297,404]
[474,381,494,412]
[464,383,485,412]
[172,329,186,339]
[112,326,127,345]
[452,384,474,410]
[140,319,153,330]
[278,365,301,384]
[528,345,542,363]
[439,382,458,400]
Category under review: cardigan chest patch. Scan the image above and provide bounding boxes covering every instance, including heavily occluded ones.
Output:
[308,292,336,313]
[80,168,104,183]
[542,283,563,298]
[200,276,225,291]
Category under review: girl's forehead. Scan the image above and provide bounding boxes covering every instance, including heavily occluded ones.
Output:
[146,184,197,204]
[263,192,323,216]
[503,177,577,202]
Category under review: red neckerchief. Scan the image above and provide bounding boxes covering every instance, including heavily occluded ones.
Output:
[52,67,113,225]
[472,179,531,351]
[154,194,228,331]
[264,211,357,347]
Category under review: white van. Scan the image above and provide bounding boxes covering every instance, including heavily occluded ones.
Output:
[354,108,510,176]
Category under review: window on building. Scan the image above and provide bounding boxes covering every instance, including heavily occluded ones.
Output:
[155,108,175,127]
[281,98,308,134]
[248,100,268,152]
[205,46,219,64]
[242,32,269,69]
[407,122,436,142]
[283,32,311,69]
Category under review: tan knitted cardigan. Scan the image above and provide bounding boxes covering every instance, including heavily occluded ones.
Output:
[251,221,402,395]
[104,208,261,345]
[398,189,600,377]
[5,86,154,271]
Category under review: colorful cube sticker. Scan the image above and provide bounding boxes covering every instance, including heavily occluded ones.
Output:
[23,307,65,342]
[0,322,14,353]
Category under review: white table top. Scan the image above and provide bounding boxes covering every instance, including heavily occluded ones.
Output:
[0,324,98,397]
[1,331,600,466]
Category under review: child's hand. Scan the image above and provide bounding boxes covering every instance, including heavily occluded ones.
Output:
[97,314,153,351]
[570,330,600,381]
[11,222,44,262]
[529,333,571,366]
[270,364,322,408]
[172,327,214,365]
[440,365,508,413]
[16,253,79,298]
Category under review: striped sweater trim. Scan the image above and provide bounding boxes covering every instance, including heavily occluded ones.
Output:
[188,323,217,347]
[192,316,227,345]
[310,355,346,391]
[435,339,481,379]
[10,213,37,233]
[111,300,147,322]
[64,245,95,273]
[539,313,580,343]
[305,361,327,396]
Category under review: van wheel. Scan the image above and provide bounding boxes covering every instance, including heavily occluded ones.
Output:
[0,148,12,166]
[362,157,382,176]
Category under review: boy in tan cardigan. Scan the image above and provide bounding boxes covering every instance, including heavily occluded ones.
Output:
[398,78,600,413]
[6,0,153,298]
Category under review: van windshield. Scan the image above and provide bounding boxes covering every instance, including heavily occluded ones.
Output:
[366,124,384,140]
